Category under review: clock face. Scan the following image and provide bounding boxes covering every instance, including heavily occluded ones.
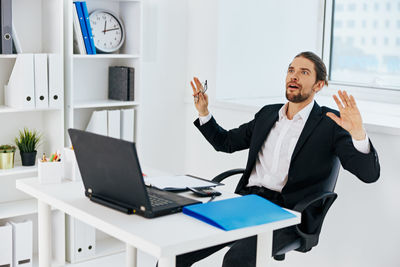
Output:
[89,10,124,53]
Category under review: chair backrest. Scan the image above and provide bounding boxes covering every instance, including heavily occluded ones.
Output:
[323,156,341,193]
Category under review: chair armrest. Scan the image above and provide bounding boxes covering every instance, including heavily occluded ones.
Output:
[211,168,245,183]
[293,192,337,213]
[293,192,337,237]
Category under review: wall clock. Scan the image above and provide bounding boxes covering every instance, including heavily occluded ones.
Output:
[89,10,125,53]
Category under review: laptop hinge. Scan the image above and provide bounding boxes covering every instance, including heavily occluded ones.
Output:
[88,192,136,214]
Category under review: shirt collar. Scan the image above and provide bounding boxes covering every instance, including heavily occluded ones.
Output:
[278,100,315,122]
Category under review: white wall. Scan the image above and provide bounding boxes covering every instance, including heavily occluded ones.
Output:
[139,0,188,173]
[183,1,400,267]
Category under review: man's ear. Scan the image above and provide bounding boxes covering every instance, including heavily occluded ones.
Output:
[313,81,325,93]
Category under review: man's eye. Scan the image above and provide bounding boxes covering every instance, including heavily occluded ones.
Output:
[288,69,294,73]
[302,71,309,75]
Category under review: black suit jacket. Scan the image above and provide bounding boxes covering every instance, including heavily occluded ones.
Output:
[194,102,380,210]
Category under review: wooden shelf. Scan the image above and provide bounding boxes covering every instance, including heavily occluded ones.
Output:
[73,54,140,59]
[0,198,37,219]
[73,99,139,109]
[0,164,37,177]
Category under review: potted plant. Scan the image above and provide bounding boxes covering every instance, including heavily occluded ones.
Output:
[0,144,16,169]
[15,128,42,166]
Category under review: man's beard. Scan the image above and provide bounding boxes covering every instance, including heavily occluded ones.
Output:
[285,86,314,103]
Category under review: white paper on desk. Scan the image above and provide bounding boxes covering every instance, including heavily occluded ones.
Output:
[144,175,219,190]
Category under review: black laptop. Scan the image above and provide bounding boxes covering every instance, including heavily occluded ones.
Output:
[68,128,200,218]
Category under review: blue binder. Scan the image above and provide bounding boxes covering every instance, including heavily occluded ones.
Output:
[182,194,296,231]
[74,2,92,54]
[81,1,96,54]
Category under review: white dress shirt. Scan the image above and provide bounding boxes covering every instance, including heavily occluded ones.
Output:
[199,101,370,192]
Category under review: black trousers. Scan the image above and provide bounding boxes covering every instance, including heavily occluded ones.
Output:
[175,186,299,267]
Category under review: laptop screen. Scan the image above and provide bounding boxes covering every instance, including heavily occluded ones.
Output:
[68,128,151,210]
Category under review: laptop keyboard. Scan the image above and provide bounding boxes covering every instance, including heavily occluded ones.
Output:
[147,192,173,207]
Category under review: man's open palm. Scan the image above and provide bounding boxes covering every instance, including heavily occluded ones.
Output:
[326,90,366,140]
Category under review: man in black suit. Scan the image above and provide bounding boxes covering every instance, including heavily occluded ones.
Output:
[178,51,380,267]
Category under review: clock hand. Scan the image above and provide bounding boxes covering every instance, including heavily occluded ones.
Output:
[103,21,107,34]
[103,28,120,33]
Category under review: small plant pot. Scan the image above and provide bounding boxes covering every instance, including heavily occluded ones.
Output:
[0,151,15,169]
[20,151,37,166]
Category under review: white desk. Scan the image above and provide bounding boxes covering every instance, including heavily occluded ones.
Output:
[16,178,300,267]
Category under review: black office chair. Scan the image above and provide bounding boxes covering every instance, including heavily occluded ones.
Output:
[211,157,341,261]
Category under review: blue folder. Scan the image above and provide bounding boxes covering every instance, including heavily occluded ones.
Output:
[74,2,92,54]
[81,1,96,54]
[182,194,296,231]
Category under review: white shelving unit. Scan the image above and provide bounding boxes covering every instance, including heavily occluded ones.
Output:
[0,0,143,265]
[64,0,142,265]
[65,0,142,142]
[0,0,66,262]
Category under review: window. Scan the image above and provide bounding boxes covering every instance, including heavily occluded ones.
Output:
[216,0,323,100]
[324,0,400,90]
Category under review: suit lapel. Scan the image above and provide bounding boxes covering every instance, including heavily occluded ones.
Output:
[291,102,323,162]
[247,106,281,170]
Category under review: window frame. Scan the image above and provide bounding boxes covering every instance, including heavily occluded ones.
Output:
[322,0,400,103]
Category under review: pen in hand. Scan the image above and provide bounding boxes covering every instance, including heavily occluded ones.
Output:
[207,194,216,202]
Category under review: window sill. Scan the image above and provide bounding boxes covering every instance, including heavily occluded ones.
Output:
[185,96,400,136]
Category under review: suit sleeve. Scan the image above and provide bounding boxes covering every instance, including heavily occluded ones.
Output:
[193,115,255,153]
[333,123,380,183]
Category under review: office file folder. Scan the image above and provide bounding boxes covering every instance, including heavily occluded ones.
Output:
[48,54,63,108]
[183,194,296,231]
[9,220,33,267]
[86,110,107,136]
[75,2,92,54]
[12,21,22,53]
[5,53,35,108]
[72,2,86,54]
[120,109,134,142]
[63,147,82,181]
[0,223,12,267]
[34,54,49,108]
[81,1,96,54]
[107,109,120,138]
[66,217,96,263]
[1,0,12,54]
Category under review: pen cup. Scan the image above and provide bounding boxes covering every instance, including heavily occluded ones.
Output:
[63,147,82,181]
[38,159,62,184]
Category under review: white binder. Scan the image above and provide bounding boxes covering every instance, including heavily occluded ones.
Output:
[63,147,82,181]
[48,54,63,108]
[86,110,107,136]
[5,54,35,108]
[34,54,49,108]
[66,217,96,263]
[0,223,12,267]
[107,110,121,138]
[9,220,33,267]
[120,109,135,142]
[72,3,86,55]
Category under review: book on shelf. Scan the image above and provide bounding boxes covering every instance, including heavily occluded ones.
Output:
[72,2,86,55]
[73,1,96,55]
[108,66,135,101]
[80,1,96,54]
